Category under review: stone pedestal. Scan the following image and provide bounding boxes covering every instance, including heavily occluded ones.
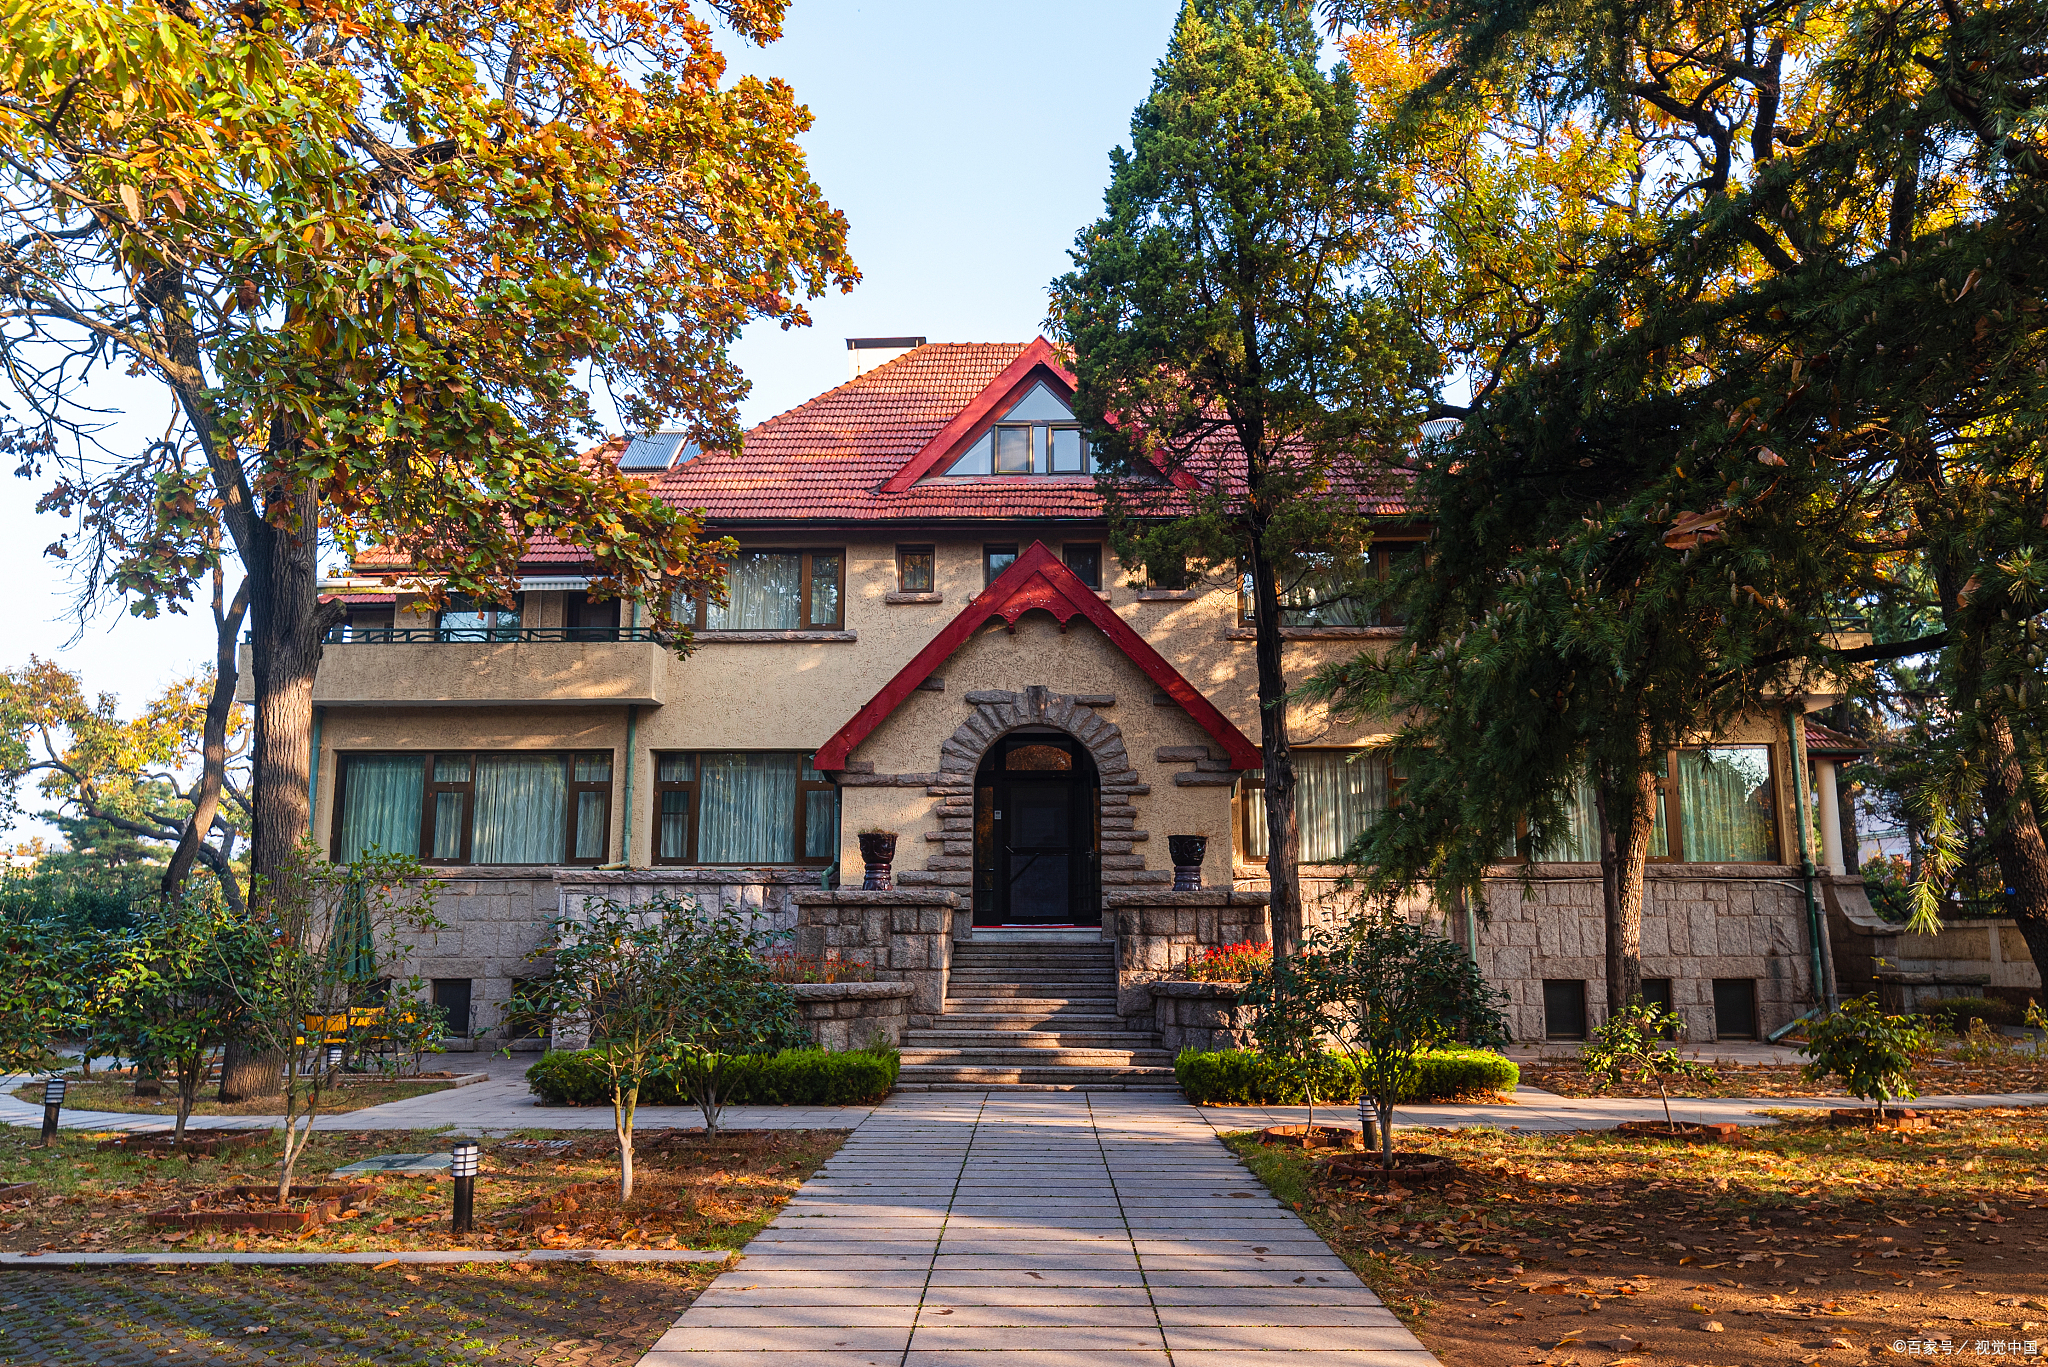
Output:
[787,982,915,1051]
[792,890,958,1026]
[1150,980,1256,1053]
[1104,888,1270,1021]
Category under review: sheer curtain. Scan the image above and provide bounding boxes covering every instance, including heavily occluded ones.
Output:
[1242,750,1387,863]
[1677,747,1776,862]
[337,756,423,861]
[707,553,802,629]
[699,753,798,862]
[471,755,566,863]
[1534,773,1602,861]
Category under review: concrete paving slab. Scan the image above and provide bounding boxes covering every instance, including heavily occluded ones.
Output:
[647,1326,912,1352]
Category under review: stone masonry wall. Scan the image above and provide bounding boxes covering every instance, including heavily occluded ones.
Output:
[1107,888,1272,1025]
[788,982,915,1051]
[793,889,959,1027]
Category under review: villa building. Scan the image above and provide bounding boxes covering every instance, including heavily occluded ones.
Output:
[288,337,1879,1080]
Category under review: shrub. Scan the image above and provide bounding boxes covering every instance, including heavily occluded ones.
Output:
[1175,941,1272,983]
[1174,1047,1515,1105]
[1799,995,1930,1115]
[762,952,878,984]
[527,1044,898,1107]
[1915,996,2021,1031]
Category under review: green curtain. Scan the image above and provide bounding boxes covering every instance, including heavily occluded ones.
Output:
[337,756,424,861]
[699,753,798,862]
[330,879,377,982]
[1534,772,1602,861]
[1243,750,1387,863]
[472,756,566,863]
[1677,747,1777,862]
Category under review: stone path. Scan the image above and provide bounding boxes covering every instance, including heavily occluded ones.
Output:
[634,1091,1434,1367]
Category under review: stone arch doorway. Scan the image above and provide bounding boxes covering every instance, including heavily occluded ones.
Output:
[973,731,1101,928]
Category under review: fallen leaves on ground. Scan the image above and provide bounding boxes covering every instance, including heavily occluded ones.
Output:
[1227,1105,2048,1367]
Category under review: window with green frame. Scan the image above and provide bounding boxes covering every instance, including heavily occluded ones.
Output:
[333,751,612,867]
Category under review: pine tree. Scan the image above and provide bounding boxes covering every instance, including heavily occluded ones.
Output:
[1050,0,1428,954]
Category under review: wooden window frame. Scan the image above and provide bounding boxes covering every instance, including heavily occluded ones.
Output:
[1233,749,1401,866]
[982,544,1019,587]
[1062,542,1102,589]
[1646,745,1782,865]
[1237,542,1426,627]
[649,751,837,867]
[332,750,614,869]
[897,545,936,593]
[686,549,845,631]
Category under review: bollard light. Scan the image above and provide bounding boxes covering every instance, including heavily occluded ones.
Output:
[324,1044,344,1073]
[40,1076,65,1148]
[450,1140,480,1235]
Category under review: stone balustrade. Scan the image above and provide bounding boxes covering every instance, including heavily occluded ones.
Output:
[792,889,959,1026]
[787,981,915,1051]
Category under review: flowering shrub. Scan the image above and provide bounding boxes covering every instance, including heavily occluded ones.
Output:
[1175,940,1272,982]
[763,952,878,984]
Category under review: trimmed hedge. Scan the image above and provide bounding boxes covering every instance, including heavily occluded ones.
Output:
[1174,1047,1518,1105]
[1915,996,2022,1030]
[527,1044,899,1107]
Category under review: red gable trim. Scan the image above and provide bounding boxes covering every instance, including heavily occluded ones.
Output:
[815,541,1262,772]
[881,338,1079,493]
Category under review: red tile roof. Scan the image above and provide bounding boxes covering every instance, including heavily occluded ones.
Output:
[1804,721,1871,756]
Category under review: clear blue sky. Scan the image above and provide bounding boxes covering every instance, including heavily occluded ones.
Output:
[0,0,1183,840]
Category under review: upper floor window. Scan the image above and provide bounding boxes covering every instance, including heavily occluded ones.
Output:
[652,752,837,866]
[674,550,843,631]
[940,382,1092,477]
[897,545,935,593]
[333,751,611,867]
[1063,543,1102,589]
[1239,543,1424,628]
[983,544,1018,586]
[438,594,523,642]
[564,591,620,642]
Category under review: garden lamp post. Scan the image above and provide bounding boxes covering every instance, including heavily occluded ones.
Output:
[40,1076,65,1147]
[324,1044,344,1077]
[450,1140,480,1234]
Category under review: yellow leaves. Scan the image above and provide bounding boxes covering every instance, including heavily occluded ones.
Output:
[117,184,140,219]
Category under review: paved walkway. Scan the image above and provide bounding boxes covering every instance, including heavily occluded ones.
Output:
[637,1092,1432,1367]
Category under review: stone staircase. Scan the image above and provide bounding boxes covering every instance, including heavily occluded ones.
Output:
[896,932,1178,1090]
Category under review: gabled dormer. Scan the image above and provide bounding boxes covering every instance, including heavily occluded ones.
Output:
[881,337,1086,491]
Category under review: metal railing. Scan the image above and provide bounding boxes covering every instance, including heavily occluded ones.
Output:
[322,626,667,645]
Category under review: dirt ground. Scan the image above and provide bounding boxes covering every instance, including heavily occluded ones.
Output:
[1229,1105,2048,1365]
[11,1076,454,1117]
[1520,1052,2048,1101]
[0,1126,845,1254]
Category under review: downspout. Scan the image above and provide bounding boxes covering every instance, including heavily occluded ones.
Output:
[1787,706,1838,1014]
[618,704,638,867]
[308,706,325,839]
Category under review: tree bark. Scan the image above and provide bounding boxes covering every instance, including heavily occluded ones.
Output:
[1247,542,1304,958]
[162,570,250,904]
[1979,709,2048,995]
[245,475,337,891]
[1596,728,1657,1016]
[217,1040,284,1101]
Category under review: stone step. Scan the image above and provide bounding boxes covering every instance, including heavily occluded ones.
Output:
[943,995,1118,1010]
[899,1046,1176,1067]
[896,1064,1179,1089]
[939,1009,1127,1026]
[947,970,1116,984]
[943,987,1119,1004]
[902,1029,1164,1049]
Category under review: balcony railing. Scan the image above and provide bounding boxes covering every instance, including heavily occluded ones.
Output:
[321,627,668,645]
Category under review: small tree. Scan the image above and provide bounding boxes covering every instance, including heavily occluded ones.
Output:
[98,898,265,1141]
[1298,917,1508,1171]
[534,894,800,1200]
[218,845,441,1202]
[0,917,76,1076]
[1241,951,1337,1139]
[1799,996,1931,1119]
[1582,1000,1718,1133]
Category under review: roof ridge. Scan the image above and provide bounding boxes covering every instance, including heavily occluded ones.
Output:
[736,341,1031,443]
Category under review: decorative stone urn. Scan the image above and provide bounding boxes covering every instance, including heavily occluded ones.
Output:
[1167,835,1208,891]
[856,832,899,891]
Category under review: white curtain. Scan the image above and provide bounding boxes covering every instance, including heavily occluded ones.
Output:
[698,753,798,862]
[1242,750,1387,863]
[337,756,423,861]
[471,756,566,864]
[707,552,802,630]
[1534,773,1602,861]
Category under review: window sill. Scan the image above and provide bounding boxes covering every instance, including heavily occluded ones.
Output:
[885,592,943,605]
[693,629,858,643]
[1224,625,1403,640]
[1134,588,1203,601]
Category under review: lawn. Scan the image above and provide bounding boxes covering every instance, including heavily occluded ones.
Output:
[1228,1105,2048,1367]
[0,1261,716,1366]
[12,1076,457,1117]
[0,1125,845,1255]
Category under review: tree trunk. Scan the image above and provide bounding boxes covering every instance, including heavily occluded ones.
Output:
[615,1086,638,1201]
[217,1040,284,1101]
[246,477,335,891]
[1247,544,1304,957]
[1979,709,2048,995]
[1597,731,1657,1017]
[162,570,251,905]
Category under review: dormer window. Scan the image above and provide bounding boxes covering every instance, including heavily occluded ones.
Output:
[941,382,1091,477]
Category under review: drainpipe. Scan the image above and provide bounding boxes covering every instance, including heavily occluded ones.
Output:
[618,704,638,867]
[1787,706,1838,1012]
[308,706,325,840]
